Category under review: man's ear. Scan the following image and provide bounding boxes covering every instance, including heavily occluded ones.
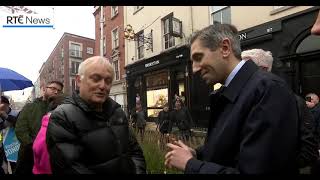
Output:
[220,38,232,58]
[76,75,81,88]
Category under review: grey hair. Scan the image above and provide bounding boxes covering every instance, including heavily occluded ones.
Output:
[241,49,273,72]
[78,56,114,81]
[189,21,242,60]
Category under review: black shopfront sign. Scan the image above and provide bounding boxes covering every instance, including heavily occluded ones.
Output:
[239,21,282,42]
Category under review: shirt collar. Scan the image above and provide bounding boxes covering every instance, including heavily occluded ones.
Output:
[224,60,246,87]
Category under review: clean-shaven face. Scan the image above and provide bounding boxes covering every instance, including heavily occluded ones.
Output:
[191,38,226,85]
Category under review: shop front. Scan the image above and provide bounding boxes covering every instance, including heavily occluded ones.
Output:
[239,7,320,97]
[125,45,211,127]
[126,46,190,122]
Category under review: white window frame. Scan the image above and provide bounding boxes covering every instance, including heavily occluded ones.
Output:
[103,36,106,55]
[70,60,81,75]
[210,6,231,24]
[111,27,119,50]
[70,43,81,58]
[111,6,118,18]
[112,55,120,81]
[273,6,284,9]
[70,78,77,92]
[87,47,93,54]
[163,17,175,49]
[133,6,143,14]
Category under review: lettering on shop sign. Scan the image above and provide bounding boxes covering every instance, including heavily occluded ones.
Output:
[145,60,160,68]
[239,33,247,41]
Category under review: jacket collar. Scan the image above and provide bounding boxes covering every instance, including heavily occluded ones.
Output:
[220,60,259,103]
[67,92,120,119]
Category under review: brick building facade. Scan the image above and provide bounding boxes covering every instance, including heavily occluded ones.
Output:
[94,6,127,112]
[39,33,95,95]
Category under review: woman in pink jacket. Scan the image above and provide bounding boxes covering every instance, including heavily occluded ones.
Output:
[32,95,64,174]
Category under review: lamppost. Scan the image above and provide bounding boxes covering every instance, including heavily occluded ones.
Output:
[124,24,153,52]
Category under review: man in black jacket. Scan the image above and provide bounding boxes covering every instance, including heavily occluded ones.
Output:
[46,56,146,174]
[164,22,299,174]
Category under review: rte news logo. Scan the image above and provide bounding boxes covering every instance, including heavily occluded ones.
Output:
[2,14,54,28]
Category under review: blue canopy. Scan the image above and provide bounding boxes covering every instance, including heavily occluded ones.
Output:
[0,67,33,92]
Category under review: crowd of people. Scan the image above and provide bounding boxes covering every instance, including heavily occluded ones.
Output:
[0,10,319,174]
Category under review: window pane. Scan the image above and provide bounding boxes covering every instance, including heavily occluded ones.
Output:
[222,7,231,24]
[213,12,222,23]
[212,6,227,12]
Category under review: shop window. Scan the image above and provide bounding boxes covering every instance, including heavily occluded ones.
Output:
[146,71,169,117]
[210,6,231,24]
[147,88,168,117]
[163,15,175,49]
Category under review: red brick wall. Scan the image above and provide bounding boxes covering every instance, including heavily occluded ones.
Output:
[94,6,125,81]
[39,33,95,95]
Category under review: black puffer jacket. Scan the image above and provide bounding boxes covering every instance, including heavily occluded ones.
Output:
[46,92,146,174]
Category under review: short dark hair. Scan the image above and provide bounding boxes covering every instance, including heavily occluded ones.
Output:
[189,21,242,60]
[0,96,10,104]
[47,80,64,90]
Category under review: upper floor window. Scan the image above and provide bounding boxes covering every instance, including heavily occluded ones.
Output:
[112,55,120,81]
[70,43,82,58]
[111,6,118,18]
[103,36,106,55]
[87,47,93,54]
[133,6,143,14]
[61,48,64,58]
[71,60,80,75]
[136,30,144,59]
[112,28,119,49]
[163,15,175,49]
[210,6,231,24]
[71,78,77,92]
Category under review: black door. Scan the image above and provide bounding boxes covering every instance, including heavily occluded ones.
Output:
[299,54,320,97]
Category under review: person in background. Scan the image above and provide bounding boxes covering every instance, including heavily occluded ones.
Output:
[157,103,172,146]
[32,94,64,174]
[133,105,146,142]
[46,56,146,174]
[15,81,63,174]
[164,22,299,174]
[171,98,193,143]
[0,95,19,174]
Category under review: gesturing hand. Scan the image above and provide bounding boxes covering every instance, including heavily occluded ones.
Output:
[164,140,194,171]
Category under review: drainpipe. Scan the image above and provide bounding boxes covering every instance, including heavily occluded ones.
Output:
[100,6,104,56]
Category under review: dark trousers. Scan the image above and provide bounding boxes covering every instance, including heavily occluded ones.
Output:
[14,144,33,174]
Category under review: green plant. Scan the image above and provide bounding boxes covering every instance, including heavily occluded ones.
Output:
[133,129,204,174]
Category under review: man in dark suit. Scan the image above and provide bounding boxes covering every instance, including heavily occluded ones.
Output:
[164,22,299,174]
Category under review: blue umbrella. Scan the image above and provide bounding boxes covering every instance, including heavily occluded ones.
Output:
[0,67,33,92]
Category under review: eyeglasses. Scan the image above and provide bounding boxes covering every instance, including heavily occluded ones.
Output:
[46,86,62,93]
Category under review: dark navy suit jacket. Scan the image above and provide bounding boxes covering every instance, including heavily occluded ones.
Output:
[185,60,299,174]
